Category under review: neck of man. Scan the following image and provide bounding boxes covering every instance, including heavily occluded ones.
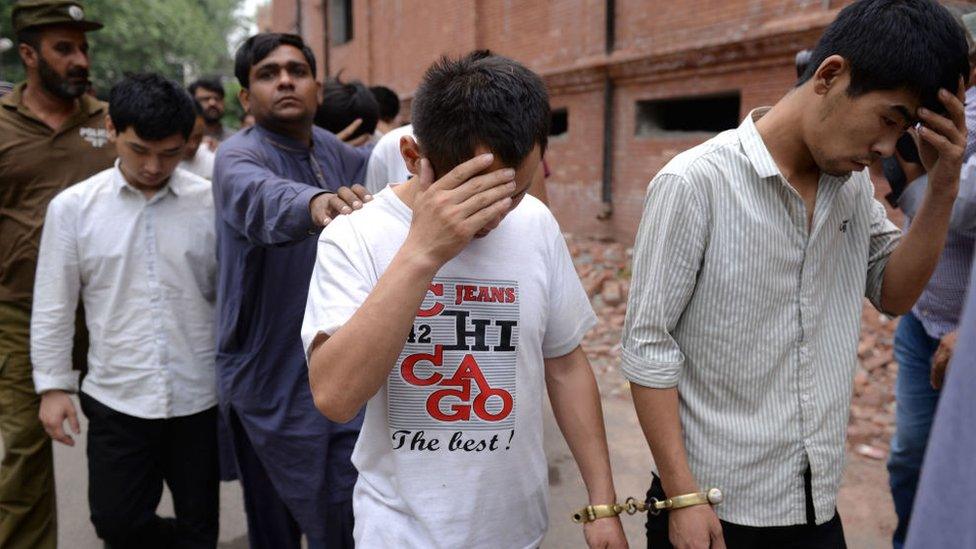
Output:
[118,163,164,199]
[258,117,314,147]
[754,90,821,187]
[392,174,421,210]
[21,73,79,130]
[205,120,223,135]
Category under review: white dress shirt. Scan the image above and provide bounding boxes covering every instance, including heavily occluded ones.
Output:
[31,162,218,419]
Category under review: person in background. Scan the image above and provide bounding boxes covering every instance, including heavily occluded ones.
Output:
[369,84,400,135]
[179,101,215,179]
[0,2,115,547]
[32,72,218,549]
[314,76,378,147]
[884,13,976,545]
[904,159,976,548]
[211,33,371,549]
[188,76,230,150]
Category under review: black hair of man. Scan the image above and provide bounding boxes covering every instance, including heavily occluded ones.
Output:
[16,27,41,53]
[797,0,970,115]
[234,33,317,89]
[315,77,379,138]
[411,50,550,178]
[109,73,197,141]
[187,77,225,99]
[369,85,400,123]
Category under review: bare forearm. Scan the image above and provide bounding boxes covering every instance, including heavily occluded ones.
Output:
[309,249,438,422]
[631,384,699,495]
[546,347,615,503]
[882,186,957,313]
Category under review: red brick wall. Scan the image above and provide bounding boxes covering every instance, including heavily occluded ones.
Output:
[264,0,865,243]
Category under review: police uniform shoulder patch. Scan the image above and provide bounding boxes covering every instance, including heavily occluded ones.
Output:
[80,127,108,148]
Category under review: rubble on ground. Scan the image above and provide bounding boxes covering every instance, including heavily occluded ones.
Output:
[568,234,897,458]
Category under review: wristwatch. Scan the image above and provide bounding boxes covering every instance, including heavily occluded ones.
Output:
[649,488,724,515]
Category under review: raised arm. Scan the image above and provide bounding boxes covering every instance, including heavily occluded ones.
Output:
[304,155,516,422]
[879,84,967,314]
[212,145,370,247]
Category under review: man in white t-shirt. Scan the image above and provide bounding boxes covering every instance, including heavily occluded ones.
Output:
[178,103,216,179]
[363,123,414,194]
[302,51,628,548]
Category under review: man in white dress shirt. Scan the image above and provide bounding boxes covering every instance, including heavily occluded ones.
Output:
[30,73,218,549]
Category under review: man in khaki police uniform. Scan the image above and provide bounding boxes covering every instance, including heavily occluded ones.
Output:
[0,2,114,547]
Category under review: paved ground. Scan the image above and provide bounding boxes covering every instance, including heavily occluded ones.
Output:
[13,372,893,548]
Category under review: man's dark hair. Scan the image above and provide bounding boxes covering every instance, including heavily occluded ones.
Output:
[412,50,550,177]
[798,0,970,114]
[109,73,197,140]
[370,85,400,123]
[16,28,41,51]
[188,77,225,98]
[315,77,379,138]
[234,33,317,89]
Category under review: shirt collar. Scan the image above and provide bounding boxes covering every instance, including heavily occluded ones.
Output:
[736,107,853,185]
[253,122,313,153]
[111,159,184,199]
[736,107,782,179]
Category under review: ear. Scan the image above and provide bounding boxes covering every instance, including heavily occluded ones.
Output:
[18,42,38,69]
[811,55,847,96]
[238,87,250,114]
[399,135,423,176]
[105,116,117,142]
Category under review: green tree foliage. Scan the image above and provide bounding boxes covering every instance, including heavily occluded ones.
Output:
[0,0,246,95]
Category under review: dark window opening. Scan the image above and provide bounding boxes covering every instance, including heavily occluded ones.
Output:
[635,92,741,136]
[550,108,568,137]
[330,0,354,45]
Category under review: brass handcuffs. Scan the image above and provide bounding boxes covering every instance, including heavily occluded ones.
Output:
[572,488,724,524]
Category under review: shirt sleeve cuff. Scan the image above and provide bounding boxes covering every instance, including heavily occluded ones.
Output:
[542,311,598,359]
[32,369,80,395]
[867,255,899,316]
[620,346,682,388]
[296,187,329,235]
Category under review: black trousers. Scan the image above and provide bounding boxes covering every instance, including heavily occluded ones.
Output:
[80,393,219,549]
[646,469,846,549]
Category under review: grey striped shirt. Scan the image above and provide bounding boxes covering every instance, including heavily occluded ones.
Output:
[621,109,901,527]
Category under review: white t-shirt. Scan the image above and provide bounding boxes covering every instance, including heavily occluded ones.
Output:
[363,124,414,194]
[178,146,215,180]
[302,186,596,548]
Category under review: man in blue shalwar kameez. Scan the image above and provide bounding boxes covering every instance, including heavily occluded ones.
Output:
[212,33,371,548]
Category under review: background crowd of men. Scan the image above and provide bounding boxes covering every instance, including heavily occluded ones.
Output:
[3,0,976,549]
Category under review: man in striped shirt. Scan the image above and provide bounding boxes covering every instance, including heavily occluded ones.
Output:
[621,1,970,548]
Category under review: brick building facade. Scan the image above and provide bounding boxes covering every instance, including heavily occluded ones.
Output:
[264,0,853,242]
